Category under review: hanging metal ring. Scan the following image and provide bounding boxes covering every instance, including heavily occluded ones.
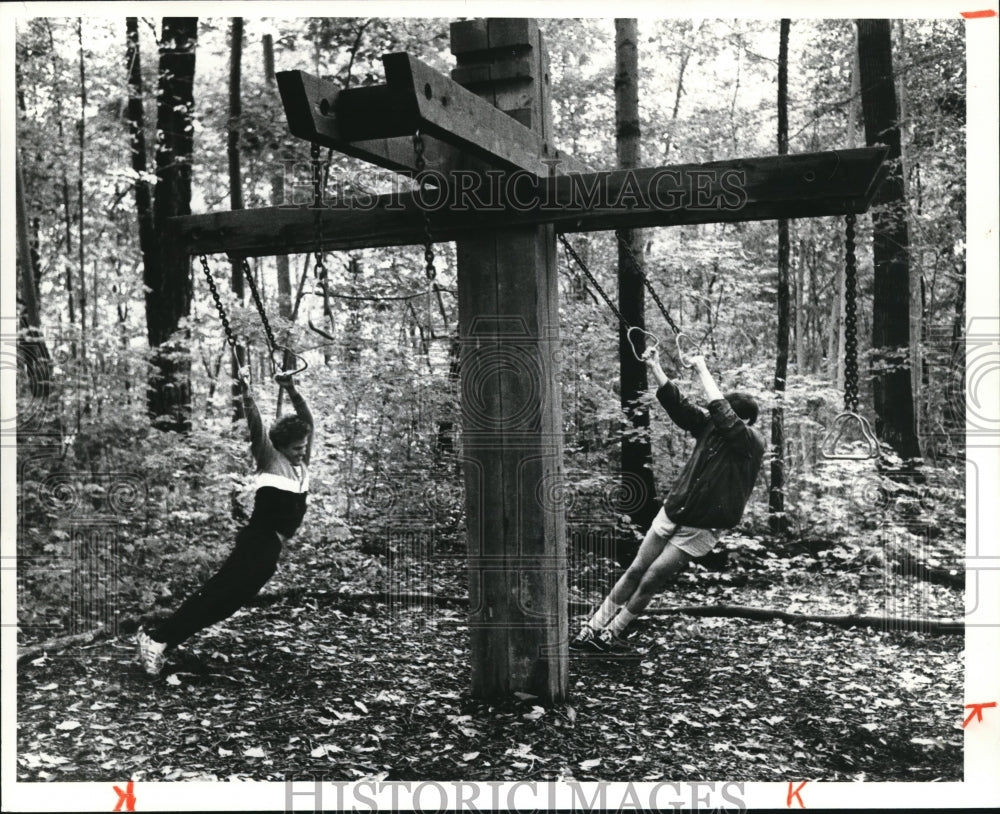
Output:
[820,411,880,460]
[626,326,659,362]
[272,345,309,379]
[674,332,697,368]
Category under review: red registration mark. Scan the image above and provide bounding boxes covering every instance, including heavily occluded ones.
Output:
[112,780,136,812]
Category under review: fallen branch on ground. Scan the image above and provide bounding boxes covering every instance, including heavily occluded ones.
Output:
[17,628,103,665]
[17,592,962,664]
[252,591,961,635]
[248,588,470,608]
[645,604,963,635]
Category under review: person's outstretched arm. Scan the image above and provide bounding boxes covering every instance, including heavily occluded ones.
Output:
[690,355,724,402]
[644,347,709,436]
[275,373,314,464]
[239,376,271,467]
[645,347,670,388]
[689,355,760,456]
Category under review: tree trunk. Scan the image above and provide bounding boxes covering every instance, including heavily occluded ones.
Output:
[262,31,292,324]
[856,19,920,460]
[728,25,743,155]
[31,217,42,294]
[125,17,156,293]
[662,20,700,163]
[794,241,805,371]
[228,17,246,421]
[895,20,923,447]
[46,20,77,362]
[272,174,293,321]
[263,27,292,319]
[807,240,820,372]
[263,28,295,418]
[17,161,43,334]
[62,175,76,360]
[145,17,199,431]
[829,235,843,386]
[615,18,657,553]
[16,155,53,400]
[76,20,88,365]
[768,19,791,534]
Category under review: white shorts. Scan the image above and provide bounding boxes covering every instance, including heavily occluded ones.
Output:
[649,505,720,558]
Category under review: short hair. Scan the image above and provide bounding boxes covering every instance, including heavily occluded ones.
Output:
[269,415,312,449]
[724,391,759,425]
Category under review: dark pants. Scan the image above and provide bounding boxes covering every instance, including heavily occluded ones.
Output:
[151,525,282,647]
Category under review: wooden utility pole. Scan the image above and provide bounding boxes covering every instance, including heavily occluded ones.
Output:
[449,20,568,701]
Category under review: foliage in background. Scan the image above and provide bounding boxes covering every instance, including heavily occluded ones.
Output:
[15,17,966,639]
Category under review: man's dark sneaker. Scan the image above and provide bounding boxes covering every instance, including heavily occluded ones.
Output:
[569,624,603,652]
[596,628,635,655]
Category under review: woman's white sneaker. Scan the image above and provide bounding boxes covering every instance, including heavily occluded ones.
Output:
[135,628,167,675]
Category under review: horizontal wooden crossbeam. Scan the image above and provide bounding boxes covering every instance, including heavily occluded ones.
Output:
[276,54,589,177]
[170,147,888,258]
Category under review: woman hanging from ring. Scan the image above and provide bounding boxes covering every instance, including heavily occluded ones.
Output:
[136,370,313,675]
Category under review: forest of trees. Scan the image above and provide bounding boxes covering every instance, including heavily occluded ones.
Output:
[11,14,977,788]
[14,14,967,642]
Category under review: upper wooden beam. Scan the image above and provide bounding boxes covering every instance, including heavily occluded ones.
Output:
[383,53,584,175]
[276,69,447,176]
[170,147,888,257]
[276,54,588,178]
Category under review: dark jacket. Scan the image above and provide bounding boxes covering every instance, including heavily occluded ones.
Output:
[656,381,766,529]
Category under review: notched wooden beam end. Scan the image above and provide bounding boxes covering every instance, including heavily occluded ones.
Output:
[276,70,323,144]
[278,69,420,146]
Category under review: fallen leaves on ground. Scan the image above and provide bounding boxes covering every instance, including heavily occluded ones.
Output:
[16,593,961,783]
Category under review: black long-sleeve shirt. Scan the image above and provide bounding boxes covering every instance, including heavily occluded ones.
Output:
[656,381,766,529]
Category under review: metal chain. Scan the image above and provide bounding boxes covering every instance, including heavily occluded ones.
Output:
[199,254,237,349]
[412,132,437,284]
[614,229,681,336]
[241,256,277,355]
[558,234,630,331]
[314,249,329,285]
[312,142,330,285]
[310,141,324,209]
[413,131,438,339]
[843,212,859,412]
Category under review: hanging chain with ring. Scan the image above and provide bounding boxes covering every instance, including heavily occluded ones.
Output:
[557,233,694,367]
[821,212,878,460]
[200,253,307,383]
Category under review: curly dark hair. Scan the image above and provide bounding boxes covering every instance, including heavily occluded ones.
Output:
[724,391,759,425]
[269,415,312,449]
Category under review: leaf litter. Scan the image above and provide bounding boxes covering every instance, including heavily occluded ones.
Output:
[16,592,961,782]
